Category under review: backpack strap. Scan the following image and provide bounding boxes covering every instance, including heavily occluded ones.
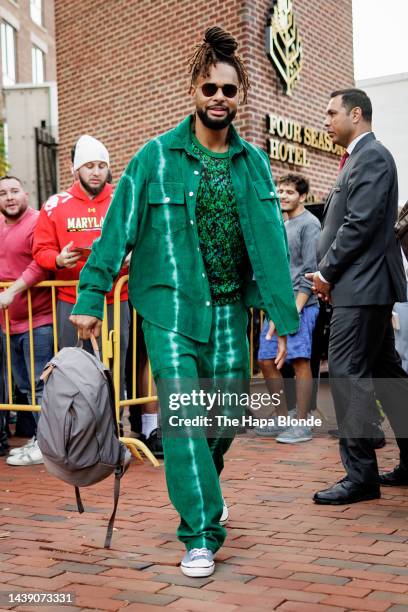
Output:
[104,466,122,549]
[75,334,101,361]
[75,486,85,514]
[89,334,101,361]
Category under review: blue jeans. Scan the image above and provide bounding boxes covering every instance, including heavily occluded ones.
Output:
[2,325,54,425]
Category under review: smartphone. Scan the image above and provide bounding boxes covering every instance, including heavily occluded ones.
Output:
[73,246,93,260]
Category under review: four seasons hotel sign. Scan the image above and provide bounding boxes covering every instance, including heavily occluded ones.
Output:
[266,0,303,96]
[266,114,344,168]
[265,2,344,168]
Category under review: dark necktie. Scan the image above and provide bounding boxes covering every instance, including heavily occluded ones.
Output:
[338,151,349,172]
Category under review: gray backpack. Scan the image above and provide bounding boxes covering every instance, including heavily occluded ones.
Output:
[37,341,130,548]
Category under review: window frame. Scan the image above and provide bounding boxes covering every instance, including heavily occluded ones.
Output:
[1,20,17,86]
[30,0,43,27]
[31,44,45,83]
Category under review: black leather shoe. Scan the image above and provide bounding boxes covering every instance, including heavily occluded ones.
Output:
[313,479,380,505]
[141,428,163,458]
[379,465,408,486]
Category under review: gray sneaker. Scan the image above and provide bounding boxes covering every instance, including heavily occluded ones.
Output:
[276,425,313,444]
[181,548,215,577]
[254,423,286,437]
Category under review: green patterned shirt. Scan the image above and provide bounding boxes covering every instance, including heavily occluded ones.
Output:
[192,133,247,305]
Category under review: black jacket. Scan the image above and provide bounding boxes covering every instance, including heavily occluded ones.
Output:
[318,132,406,306]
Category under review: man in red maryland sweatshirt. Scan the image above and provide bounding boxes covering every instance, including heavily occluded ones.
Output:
[33,135,130,411]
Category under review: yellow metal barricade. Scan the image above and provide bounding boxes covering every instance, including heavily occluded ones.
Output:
[0,280,78,412]
[1,278,286,465]
[0,279,159,466]
[111,276,159,466]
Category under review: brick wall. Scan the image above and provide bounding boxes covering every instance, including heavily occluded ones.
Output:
[55,0,353,200]
[243,0,353,198]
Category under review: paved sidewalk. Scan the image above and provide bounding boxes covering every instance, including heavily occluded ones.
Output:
[1,433,408,612]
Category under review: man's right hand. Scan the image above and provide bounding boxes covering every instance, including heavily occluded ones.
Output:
[69,314,102,339]
[56,241,81,268]
[0,288,16,309]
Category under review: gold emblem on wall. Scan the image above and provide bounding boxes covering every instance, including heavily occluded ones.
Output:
[266,0,303,96]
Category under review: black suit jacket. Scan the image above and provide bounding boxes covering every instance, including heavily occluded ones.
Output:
[317,132,406,306]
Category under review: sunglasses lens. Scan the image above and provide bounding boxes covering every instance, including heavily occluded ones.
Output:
[201,83,238,98]
[222,84,238,98]
[201,83,218,97]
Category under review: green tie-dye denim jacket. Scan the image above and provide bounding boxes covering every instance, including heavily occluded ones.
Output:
[73,116,299,340]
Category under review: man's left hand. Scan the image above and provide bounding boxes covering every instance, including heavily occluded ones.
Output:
[275,335,287,370]
[306,272,332,303]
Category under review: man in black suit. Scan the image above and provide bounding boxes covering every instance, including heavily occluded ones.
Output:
[307,88,408,504]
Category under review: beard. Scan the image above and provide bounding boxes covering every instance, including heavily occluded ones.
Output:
[196,107,236,130]
[79,175,107,197]
[1,204,27,221]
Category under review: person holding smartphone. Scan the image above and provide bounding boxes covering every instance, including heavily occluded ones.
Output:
[32,136,130,408]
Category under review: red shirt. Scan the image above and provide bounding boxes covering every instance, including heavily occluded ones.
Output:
[33,182,128,304]
[0,207,53,334]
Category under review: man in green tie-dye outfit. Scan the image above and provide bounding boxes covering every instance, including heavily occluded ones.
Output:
[70,26,298,577]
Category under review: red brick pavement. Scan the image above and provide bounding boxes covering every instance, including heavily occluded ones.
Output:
[1,433,408,611]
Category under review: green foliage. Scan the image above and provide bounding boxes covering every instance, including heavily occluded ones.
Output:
[0,124,9,175]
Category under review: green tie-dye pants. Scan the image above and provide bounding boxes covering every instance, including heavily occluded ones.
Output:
[142,300,249,553]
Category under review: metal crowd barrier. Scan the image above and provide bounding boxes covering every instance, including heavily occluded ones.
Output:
[1,277,270,467]
[0,279,159,467]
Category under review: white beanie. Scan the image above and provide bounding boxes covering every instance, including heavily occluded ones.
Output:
[73,135,110,171]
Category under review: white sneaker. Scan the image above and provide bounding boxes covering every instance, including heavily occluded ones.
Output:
[220,498,229,525]
[8,436,37,456]
[181,548,215,577]
[6,440,43,466]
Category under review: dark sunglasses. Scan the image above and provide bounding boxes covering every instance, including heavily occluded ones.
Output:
[200,83,238,98]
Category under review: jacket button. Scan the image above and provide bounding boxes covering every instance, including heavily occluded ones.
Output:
[206,301,211,306]
[189,191,194,197]
[202,272,205,278]
[270,191,275,197]
[190,220,194,225]
[194,170,199,175]
[164,196,170,203]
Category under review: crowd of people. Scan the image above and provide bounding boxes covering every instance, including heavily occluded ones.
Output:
[1,25,408,579]
[0,135,161,465]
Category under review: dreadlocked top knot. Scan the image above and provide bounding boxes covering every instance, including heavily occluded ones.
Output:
[189,25,250,102]
[204,26,238,57]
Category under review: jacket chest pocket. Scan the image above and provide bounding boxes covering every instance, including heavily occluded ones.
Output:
[253,179,281,225]
[148,182,187,233]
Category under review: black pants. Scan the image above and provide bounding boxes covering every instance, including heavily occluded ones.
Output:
[329,305,408,485]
